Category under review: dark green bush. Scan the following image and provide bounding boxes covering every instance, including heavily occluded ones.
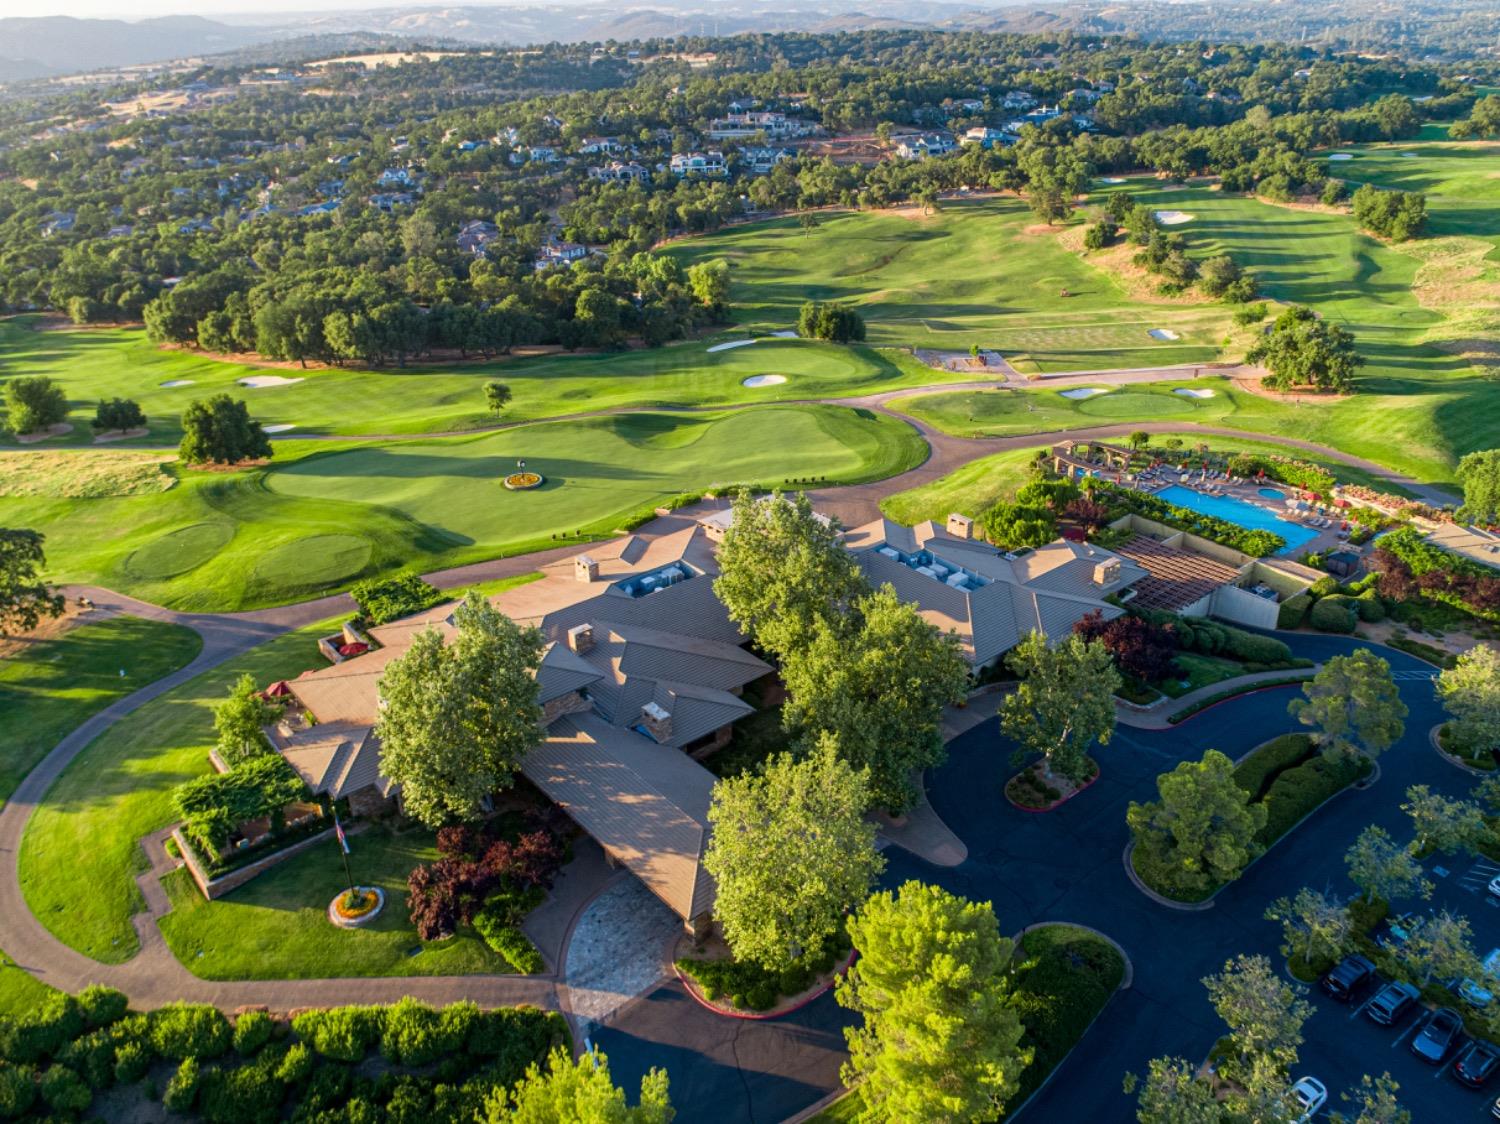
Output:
[1232,734,1312,802]
[1309,596,1358,633]
[197,1052,285,1124]
[76,986,128,1031]
[113,1040,149,1085]
[0,1063,36,1118]
[1310,575,1341,597]
[472,915,545,975]
[0,994,83,1065]
[349,574,444,626]
[290,1006,382,1063]
[1356,589,1387,622]
[57,1028,116,1090]
[677,942,848,1012]
[1277,591,1312,628]
[1218,625,1292,663]
[380,999,473,1067]
[39,1063,90,1114]
[463,1009,565,1088]
[292,1060,350,1113]
[233,1011,275,1057]
[163,1056,200,1113]
[274,1042,313,1086]
[1258,757,1364,845]
[149,1003,231,1061]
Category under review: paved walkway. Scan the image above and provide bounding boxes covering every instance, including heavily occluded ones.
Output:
[1116,667,1319,731]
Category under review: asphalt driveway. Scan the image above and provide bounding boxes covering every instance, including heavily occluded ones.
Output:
[597,633,1468,1122]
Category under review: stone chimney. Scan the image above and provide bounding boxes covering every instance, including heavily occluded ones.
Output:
[1093,558,1121,586]
[640,701,673,744]
[946,512,974,540]
[574,554,599,583]
[567,623,595,654]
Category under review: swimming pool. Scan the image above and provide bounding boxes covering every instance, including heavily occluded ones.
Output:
[1258,487,1285,500]
[1155,485,1318,555]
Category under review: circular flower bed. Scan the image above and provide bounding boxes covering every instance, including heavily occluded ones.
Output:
[328,886,385,928]
[1005,758,1100,812]
[502,472,544,491]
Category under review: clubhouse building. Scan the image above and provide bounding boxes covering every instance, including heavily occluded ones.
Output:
[273,511,1155,933]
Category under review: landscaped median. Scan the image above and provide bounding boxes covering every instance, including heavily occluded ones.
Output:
[807,923,1127,1122]
[1130,734,1371,906]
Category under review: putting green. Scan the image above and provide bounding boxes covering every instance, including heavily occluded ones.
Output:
[252,534,373,587]
[1076,391,1196,418]
[123,522,235,579]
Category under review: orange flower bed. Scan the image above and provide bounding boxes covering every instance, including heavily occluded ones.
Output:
[502,472,544,490]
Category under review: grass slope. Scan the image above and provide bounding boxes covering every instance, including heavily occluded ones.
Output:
[0,317,954,446]
[0,406,923,611]
[665,198,1231,361]
[0,615,201,807]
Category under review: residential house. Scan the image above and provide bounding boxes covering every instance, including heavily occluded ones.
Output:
[588,160,651,184]
[706,111,808,140]
[376,166,416,189]
[534,240,590,270]
[368,191,415,211]
[738,146,795,173]
[579,136,626,155]
[456,219,501,255]
[1003,90,1039,111]
[894,133,956,160]
[962,126,1010,149]
[670,151,728,177]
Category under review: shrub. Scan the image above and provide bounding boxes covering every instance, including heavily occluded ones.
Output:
[0,993,82,1064]
[1309,596,1358,633]
[39,1064,90,1115]
[112,1040,149,1085]
[1277,592,1313,629]
[290,1006,381,1063]
[197,1053,285,1124]
[233,1011,275,1057]
[349,574,443,626]
[463,1009,564,1088]
[57,1028,116,1090]
[1218,626,1292,664]
[1232,734,1312,802]
[76,986,128,1031]
[0,1063,36,1118]
[1309,575,1341,597]
[475,922,546,975]
[380,998,473,1067]
[1258,757,1364,845]
[149,1004,230,1062]
[676,944,847,1012]
[1356,589,1387,622]
[163,1056,200,1113]
[274,1042,313,1085]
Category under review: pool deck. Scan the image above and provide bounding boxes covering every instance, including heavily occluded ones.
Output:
[1151,477,1357,558]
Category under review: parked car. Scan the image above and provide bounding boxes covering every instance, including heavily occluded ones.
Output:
[1457,1041,1500,1088]
[1290,1076,1327,1123]
[1320,954,1377,1002]
[1377,912,1424,953]
[1490,1091,1500,1118]
[1365,980,1421,1026]
[1456,950,1500,1009]
[1489,874,1500,899]
[1411,1007,1465,1064]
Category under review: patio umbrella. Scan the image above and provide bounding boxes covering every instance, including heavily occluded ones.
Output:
[262,681,292,699]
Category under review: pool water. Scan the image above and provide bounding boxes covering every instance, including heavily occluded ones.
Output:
[1258,487,1285,500]
[1155,485,1318,555]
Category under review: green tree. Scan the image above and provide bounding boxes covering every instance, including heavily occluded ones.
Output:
[4,376,68,435]
[214,673,279,765]
[703,736,883,971]
[1127,749,1267,897]
[1401,909,1479,986]
[1401,784,1488,856]
[1344,825,1432,903]
[0,528,64,636]
[1127,430,1150,451]
[1456,449,1500,527]
[797,300,865,343]
[1331,1073,1410,1124]
[485,1046,673,1124]
[1264,888,1352,969]
[375,590,544,826]
[1202,954,1312,1089]
[1247,305,1363,393]
[1436,644,1500,759]
[782,585,969,812]
[91,398,145,433]
[1001,631,1120,783]
[837,881,1030,1123]
[979,501,1056,551]
[713,490,866,661]
[686,259,730,315]
[1125,1057,1221,1124]
[483,381,513,417]
[1350,184,1427,242]
[1197,255,1243,299]
[1288,649,1407,763]
[1451,94,1500,141]
[178,395,273,466]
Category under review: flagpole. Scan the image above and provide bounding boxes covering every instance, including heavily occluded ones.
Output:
[334,811,357,898]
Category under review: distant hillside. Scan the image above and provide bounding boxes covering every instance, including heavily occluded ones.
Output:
[0,15,275,82]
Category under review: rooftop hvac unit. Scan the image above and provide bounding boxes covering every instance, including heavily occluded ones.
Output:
[915,565,939,579]
[877,546,900,560]
[945,572,970,589]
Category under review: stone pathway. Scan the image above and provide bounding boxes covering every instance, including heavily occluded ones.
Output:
[562,875,682,1029]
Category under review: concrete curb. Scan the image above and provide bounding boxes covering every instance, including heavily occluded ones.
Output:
[1430,723,1494,777]
[673,949,856,1022]
[1121,840,1217,912]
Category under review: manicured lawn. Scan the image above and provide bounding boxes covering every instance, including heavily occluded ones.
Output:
[18,616,344,962]
[157,824,508,979]
[0,317,958,445]
[1159,652,1250,700]
[878,445,1042,525]
[0,405,922,612]
[21,575,539,963]
[665,198,1231,360]
[0,615,201,805]
[0,947,58,1017]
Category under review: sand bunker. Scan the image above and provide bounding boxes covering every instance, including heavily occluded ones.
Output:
[263,424,297,433]
[237,375,304,389]
[1174,388,1215,399]
[770,330,798,338]
[741,375,787,388]
[1101,177,1126,184]
[1148,328,1181,341]
[707,339,756,353]
[159,379,195,388]
[1328,153,1355,161]
[1400,152,1419,159]
[1154,210,1193,226]
[1058,387,1109,400]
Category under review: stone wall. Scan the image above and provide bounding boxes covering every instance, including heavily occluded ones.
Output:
[174,824,338,901]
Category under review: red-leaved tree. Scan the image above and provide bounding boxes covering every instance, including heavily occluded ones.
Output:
[1074,610,1179,684]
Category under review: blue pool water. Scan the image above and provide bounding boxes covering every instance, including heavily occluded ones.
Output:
[1257,487,1285,500]
[1155,485,1318,555]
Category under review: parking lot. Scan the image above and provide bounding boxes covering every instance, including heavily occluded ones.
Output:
[1292,857,1500,1120]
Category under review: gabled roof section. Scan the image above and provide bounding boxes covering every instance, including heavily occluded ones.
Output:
[521,713,717,923]
[276,721,385,800]
[537,642,606,704]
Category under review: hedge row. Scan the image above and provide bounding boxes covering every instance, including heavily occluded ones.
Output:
[349,573,445,626]
[677,939,849,1012]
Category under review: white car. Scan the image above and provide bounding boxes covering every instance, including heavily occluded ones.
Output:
[1291,1076,1328,1122]
[1489,873,1500,898]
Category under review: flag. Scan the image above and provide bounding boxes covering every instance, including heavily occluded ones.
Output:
[334,813,350,856]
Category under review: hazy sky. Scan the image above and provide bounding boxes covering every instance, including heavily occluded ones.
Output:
[6,0,500,18]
